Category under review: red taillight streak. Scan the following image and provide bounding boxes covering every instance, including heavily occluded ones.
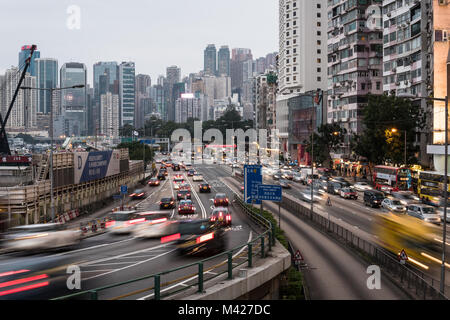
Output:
[0,274,48,289]
[150,218,168,225]
[196,232,214,244]
[128,218,146,225]
[0,281,49,297]
[0,270,30,278]
[105,221,116,228]
[130,193,136,197]
[161,233,181,243]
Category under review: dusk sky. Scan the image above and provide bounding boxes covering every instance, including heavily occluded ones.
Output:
[0,0,278,84]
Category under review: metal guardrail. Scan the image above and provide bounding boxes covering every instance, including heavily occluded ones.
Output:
[280,194,449,300]
[52,194,274,300]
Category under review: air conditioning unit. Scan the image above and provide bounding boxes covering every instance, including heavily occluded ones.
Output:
[395,81,401,86]
[387,12,391,17]
[404,80,409,85]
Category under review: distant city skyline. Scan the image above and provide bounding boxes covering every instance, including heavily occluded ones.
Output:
[0,0,278,85]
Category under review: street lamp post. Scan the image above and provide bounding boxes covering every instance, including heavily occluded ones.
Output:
[391,128,407,166]
[21,84,85,222]
[397,91,448,295]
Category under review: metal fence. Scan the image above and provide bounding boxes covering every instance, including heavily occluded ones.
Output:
[281,194,448,300]
[53,195,273,300]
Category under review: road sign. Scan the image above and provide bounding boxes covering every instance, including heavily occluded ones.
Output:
[398,249,408,265]
[244,165,262,204]
[294,250,304,265]
[140,139,156,145]
[256,184,282,202]
[120,185,128,194]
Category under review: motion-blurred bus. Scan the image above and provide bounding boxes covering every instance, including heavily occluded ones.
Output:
[373,165,412,193]
[372,212,442,271]
[417,171,450,206]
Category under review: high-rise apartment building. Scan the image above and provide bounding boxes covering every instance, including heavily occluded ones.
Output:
[218,46,231,76]
[175,95,202,123]
[230,48,253,95]
[100,92,120,138]
[1,67,37,130]
[35,58,58,114]
[60,62,87,136]
[277,0,328,161]
[204,44,217,76]
[18,45,40,77]
[135,74,151,129]
[326,0,384,157]
[119,62,136,126]
[382,0,433,166]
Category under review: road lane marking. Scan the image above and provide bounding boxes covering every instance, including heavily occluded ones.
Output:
[137,230,253,300]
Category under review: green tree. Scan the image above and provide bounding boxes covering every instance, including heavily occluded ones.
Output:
[304,123,347,168]
[116,141,154,166]
[351,94,425,167]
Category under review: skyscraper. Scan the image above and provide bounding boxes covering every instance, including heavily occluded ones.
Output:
[230,48,252,95]
[166,66,181,122]
[119,62,136,126]
[35,58,58,114]
[217,46,231,76]
[204,44,217,76]
[135,74,151,128]
[93,62,119,135]
[2,67,37,130]
[18,45,40,77]
[60,62,87,136]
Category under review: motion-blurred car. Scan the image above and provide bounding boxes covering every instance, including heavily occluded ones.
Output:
[381,198,406,213]
[172,164,181,171]
[129,189,146,200]
[148,178,160,187]
[199,183,211,193]
[1,223,81,252]
[299,190,322,203]
[157,172,166,180]
[327,181,342,195]
[187,169,196,177]
[175,220,227,256]
[214,193,229,207]
[306,174,319,185]
[106,211,144,235]
[160,197,176,210]
[353,182,373,192]
[293,173,302,183]
[390,191,420,206]
[178,200,196,215]
[273,171,282,180]
[406,204,441,225]
[177,189,192,201]
[278,179,291,189]
[281,171,294,180]
[210,207,232,227]
[340,188,358,200]
[193,173,203,182]
[364,190,385,208]
[133,212,176,239]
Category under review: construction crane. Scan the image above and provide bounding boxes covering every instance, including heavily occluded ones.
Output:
[0,45,37,155]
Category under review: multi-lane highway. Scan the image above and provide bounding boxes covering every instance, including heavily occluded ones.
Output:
[0,160,260,300]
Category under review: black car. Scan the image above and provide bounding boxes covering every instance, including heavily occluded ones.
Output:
[172,164,181,171]
[177,189,192,201]
[160,197,176,209]
[130,189,146,200]
[175,220,227,256]
[199,183,211,193]
[157,172,166,180]
[364,190,385,208]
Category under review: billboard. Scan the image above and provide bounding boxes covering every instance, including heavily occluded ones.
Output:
[74,150,120,184]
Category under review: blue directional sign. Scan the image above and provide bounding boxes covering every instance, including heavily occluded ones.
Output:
[120,185,128,194]
[256,185,282,202]
[244,165,262,204]
[140,139,156,145]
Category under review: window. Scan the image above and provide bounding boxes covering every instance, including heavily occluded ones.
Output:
[317,13,321,18]
[317,77,321,81]
[317,31,321,36]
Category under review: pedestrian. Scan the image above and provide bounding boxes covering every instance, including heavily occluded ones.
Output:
[327,196,332,206]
